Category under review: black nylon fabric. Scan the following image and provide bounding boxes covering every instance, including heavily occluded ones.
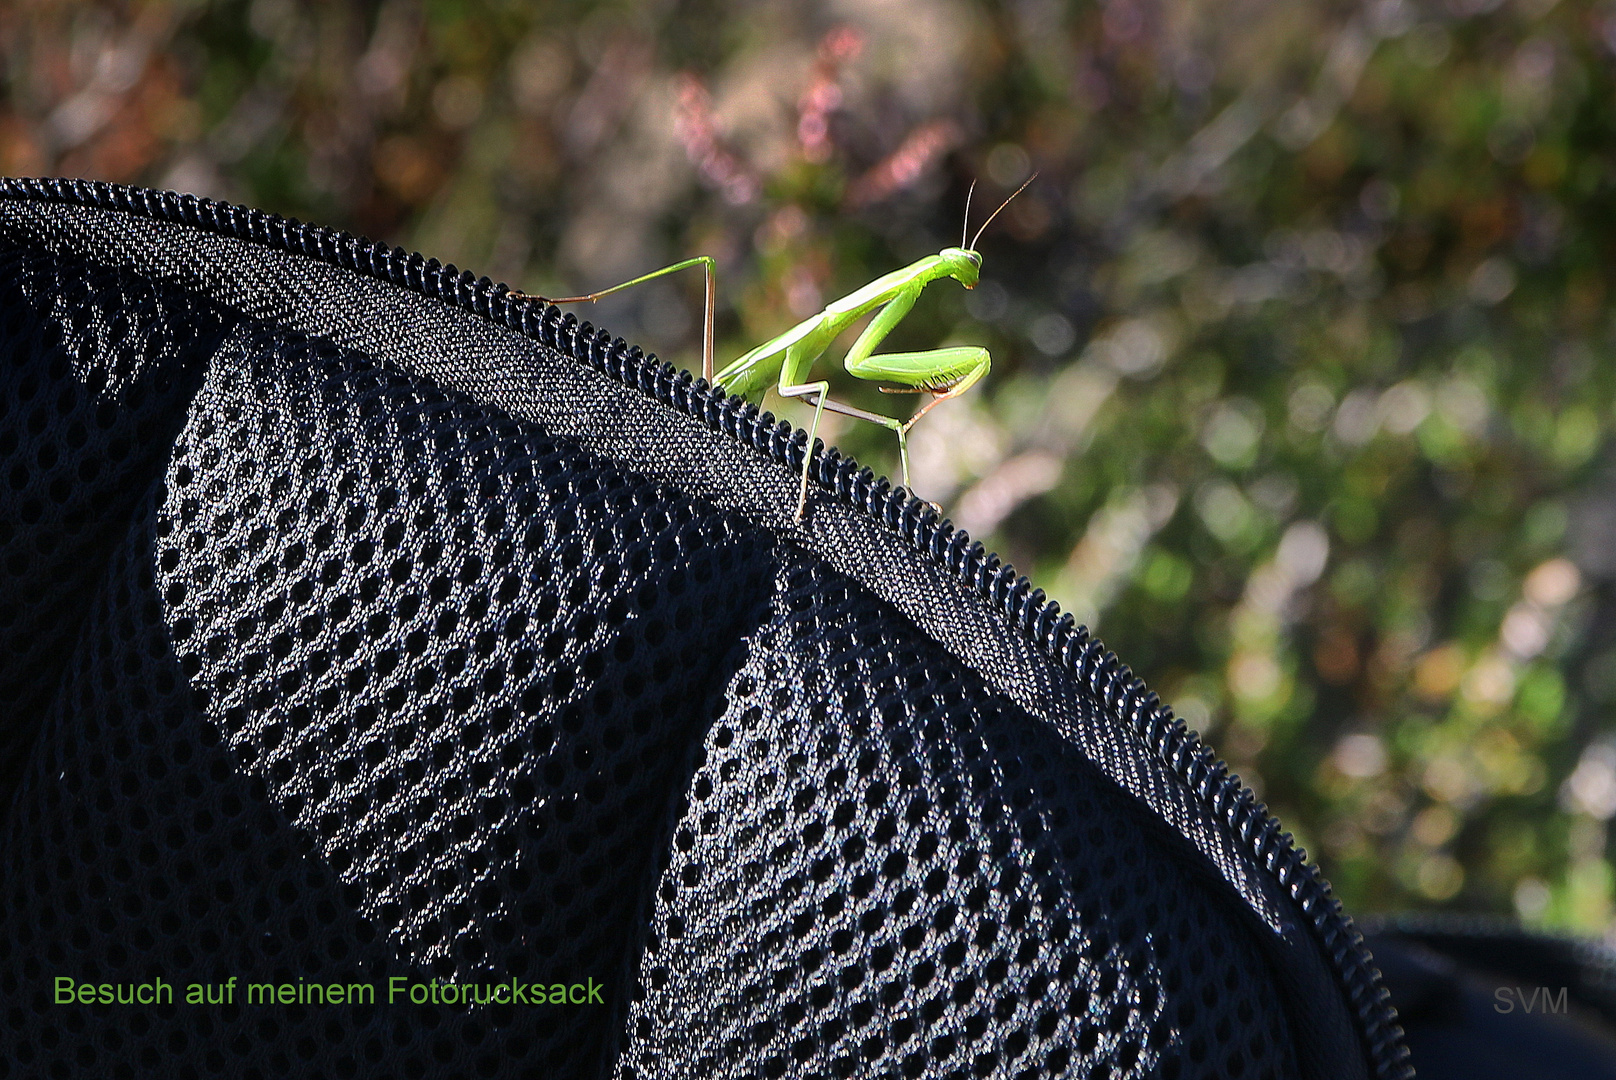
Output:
[1363,920,1616,1079]
[0,184,1399,1079]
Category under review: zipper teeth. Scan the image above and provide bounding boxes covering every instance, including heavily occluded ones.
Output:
[4,176,1412,1079]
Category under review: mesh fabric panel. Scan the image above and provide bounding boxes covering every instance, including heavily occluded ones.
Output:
[0,248,214,792]
[622,558,1297,1078]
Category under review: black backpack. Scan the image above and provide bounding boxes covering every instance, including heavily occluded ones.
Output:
[1,178,1410,1079]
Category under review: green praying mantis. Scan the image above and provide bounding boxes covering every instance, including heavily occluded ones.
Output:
[526,176,1034,522]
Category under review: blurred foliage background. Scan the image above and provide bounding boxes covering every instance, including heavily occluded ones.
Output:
[6,0,1616,937]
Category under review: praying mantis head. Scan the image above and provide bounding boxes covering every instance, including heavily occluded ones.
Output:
[941,173,1037,289]
[939,247,983,288]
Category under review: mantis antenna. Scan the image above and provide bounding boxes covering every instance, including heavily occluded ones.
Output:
[960,179,977,249]
[970,173,1037,251]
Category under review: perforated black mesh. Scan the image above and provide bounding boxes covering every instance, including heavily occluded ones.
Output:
[621,560,1297,1079]
[0,248,214,792]
[0,187,1398,1080]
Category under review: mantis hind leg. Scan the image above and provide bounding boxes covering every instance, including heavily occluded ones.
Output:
[511,256,717,381]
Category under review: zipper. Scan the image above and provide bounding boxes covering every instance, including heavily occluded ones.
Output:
[0,176,1412,1079]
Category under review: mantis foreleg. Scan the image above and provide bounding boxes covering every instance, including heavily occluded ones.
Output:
[774,281,930,519]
